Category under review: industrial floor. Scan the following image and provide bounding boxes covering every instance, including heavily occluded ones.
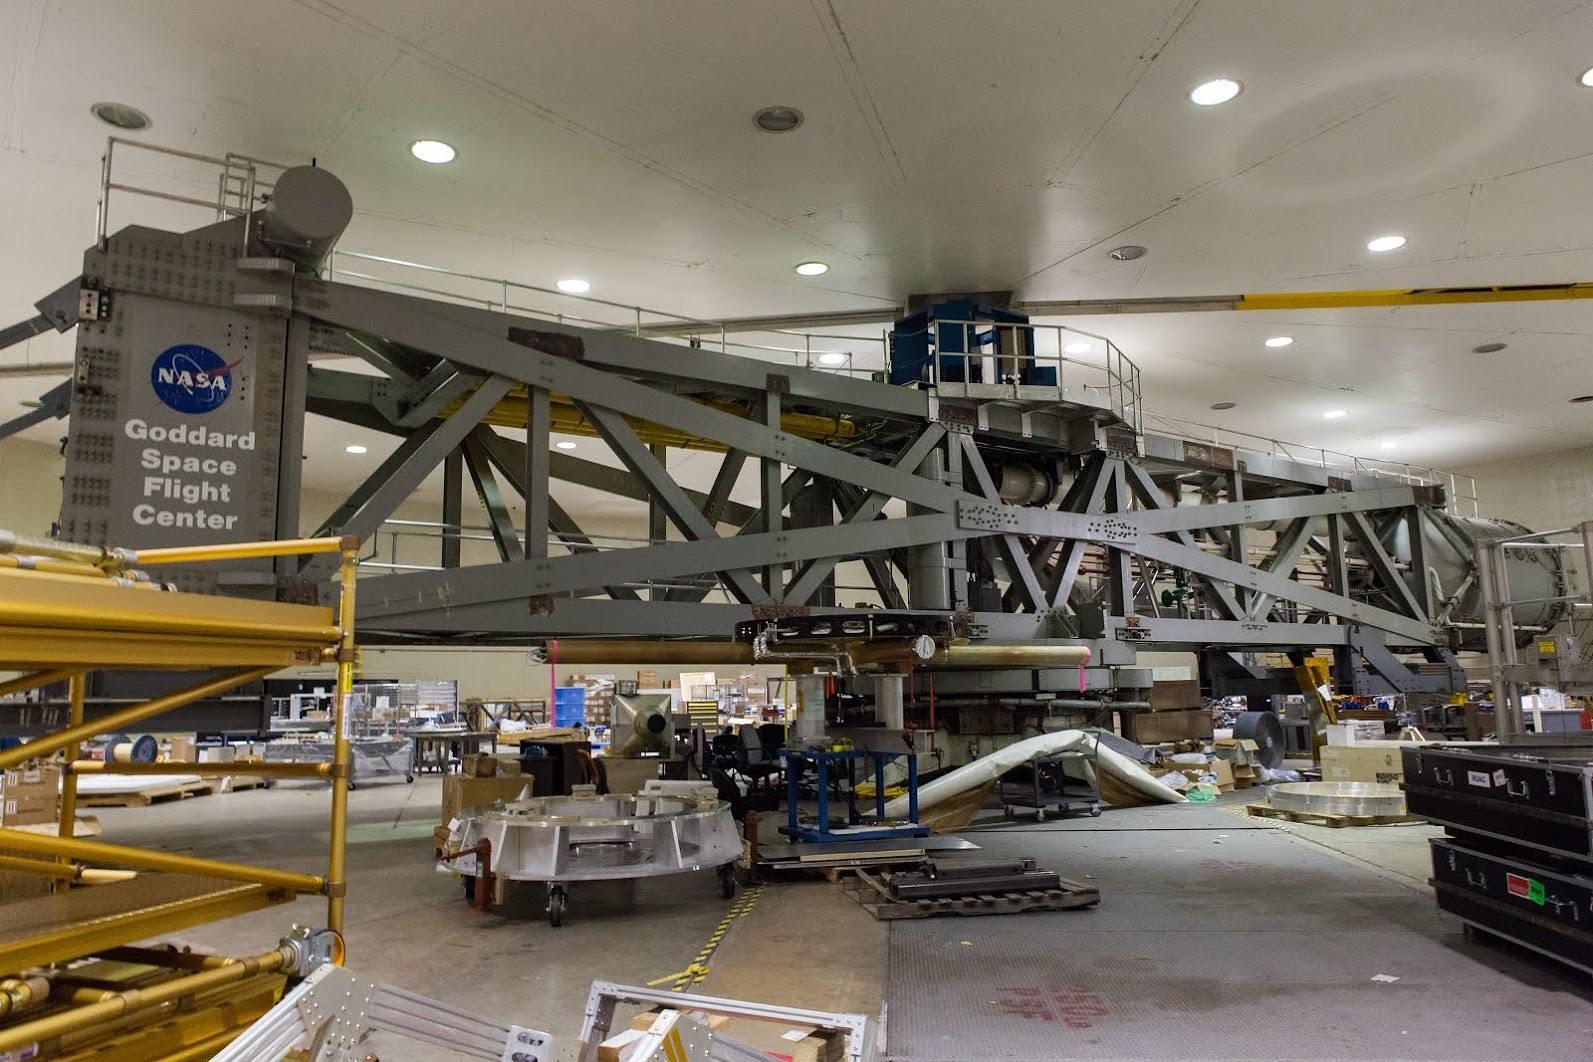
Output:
[92,778,1593,1060]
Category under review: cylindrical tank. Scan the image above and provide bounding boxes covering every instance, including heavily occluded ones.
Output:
[256,165,353,270]
[997,461,1064,506]
[1392,513,1570,648]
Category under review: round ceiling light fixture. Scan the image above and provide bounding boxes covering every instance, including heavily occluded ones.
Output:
[1062,341,1092,354]
[410,139,457,164]
[1264,336,1294,348]
[1571,394,1593,404]
[1323,409,1348,420]
[1108,244,1147,261]
[753,106,805,133]
[91,101,152,131]
[1366,234,1407,253]
[817,352,848,366]
[1210,401,1237,411]
[1379,439,1399,450]
[1472,341,1508,354]
[344,444,368,455]
[555,278,591,294]
[1580,67,1593,88]
[794,261,829,277]
[554,440,578,450]
[1189,78,1242,106]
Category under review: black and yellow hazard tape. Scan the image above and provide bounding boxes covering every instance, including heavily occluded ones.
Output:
[646,883,766,992]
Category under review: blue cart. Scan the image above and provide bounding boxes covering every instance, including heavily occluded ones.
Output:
[780,748,927,843]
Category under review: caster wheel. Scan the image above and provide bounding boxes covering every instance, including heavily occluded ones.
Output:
[406,774,416,784]
[1089,804,1102,818]
[347,782,358,791]
[718,865,737,899]
[548,887,567,927]
[461,875,476,900]
[1036,809,1046,822]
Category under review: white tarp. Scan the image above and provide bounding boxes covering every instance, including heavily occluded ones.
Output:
[885,729,1186,818]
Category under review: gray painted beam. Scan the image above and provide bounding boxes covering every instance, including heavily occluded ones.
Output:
[1245,517,1320,620]
[358,512,978,620]
[665,448,748,603]
[0,380,70,440]
[957,433,1045,612]
[396,364,479,429]
[524,387,550,559]
[462,431,525,562]
[997,483,1421,537]
[1342,510,1428,620]
[578,402,770,605]
[307,282,964,511]
[1120,461,1245,621]
[442,450,463,568]
[758,391,782,597]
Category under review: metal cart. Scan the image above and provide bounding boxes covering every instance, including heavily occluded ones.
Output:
[999,746,1101,821]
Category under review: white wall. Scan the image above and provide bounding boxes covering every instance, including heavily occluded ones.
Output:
[1459,443,1593,535]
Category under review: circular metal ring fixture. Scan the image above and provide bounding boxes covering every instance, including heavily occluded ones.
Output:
[1107,244,1147,261]
[754,106,804,133]
[1471,341,1507,354]
[91,102,151,131]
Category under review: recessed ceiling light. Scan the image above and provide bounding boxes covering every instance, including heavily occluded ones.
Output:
[409,139,457,164]
[1580,67,1593,88]
[817,352,847,366]
[91,101,151,131]
[555,440,578,450]
[1472,341,1508,354]
[1571,395,1593,404]
[1264,336,1294,348]
[1366,234,1407,253]
[1108,245,1146,261]
[1063,341,1091,354]
[345,444,368,455]
[1210,401,1237,411]
[794,261,829,277]
[753,106,804,133]
[1323,409,1348,420]
[1379,440,1398,451]
[1189,78,1242,106]
[555,278,591,294]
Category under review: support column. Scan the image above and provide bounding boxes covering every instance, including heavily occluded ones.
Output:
[648,443,667,601]
[1106,461,1134,616]
[441,450,463,568]
[760,391,783,600]
[1227,468,1248,610]
[524,387,551,559]
[790,478,836,607]
[908,448,950,610]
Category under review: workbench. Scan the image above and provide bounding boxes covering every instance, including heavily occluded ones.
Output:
[780,748,926,843]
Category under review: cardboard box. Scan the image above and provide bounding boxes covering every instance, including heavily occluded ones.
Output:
[1128,707,1213,743]
[2,796,56,826]
[166,736,197,762]
[1211,757,1235,792]
[1321,743,1408,785]
[1,763,60,826]
[636,670,661,689]
[441,775,535,825]
[1325,721,1387,746]
[198,746,236,763]
[1148,679,1202,712]
[461,753,497,778]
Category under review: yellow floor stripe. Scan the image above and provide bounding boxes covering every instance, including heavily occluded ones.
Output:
[652,883,766,992]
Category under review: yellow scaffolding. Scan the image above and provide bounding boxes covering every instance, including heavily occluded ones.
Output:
[0,534,360,988]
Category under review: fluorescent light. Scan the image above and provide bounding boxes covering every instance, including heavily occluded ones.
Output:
[817,352,847,366]
[794,261,829,277]
[556,278,591,294]
[1581,67,1593,88]
[1264,336,1293,349]
[1062,341,1091,354]
[1379,440,1398,451]
[1189,78,1242,106]
[409,139,456,164]
[1323,409,1347,420]
[345,444,368,455]
[1366,234,1406,253]
[554,440,578,450]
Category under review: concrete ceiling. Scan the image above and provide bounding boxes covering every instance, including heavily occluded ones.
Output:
[4,0,1593,512]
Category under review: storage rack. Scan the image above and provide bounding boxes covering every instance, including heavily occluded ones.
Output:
[0,532,359,1057]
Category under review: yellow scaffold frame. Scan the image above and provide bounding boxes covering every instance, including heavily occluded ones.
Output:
[0,535,360,990]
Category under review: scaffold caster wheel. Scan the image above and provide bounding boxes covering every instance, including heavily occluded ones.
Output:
[406,774,415,783]
[1036,808,1047,822]
[548,885,567,927]
[1089,804,1102,817]
[718,863,737,899]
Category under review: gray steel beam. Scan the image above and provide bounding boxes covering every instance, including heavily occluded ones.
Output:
[784,425,947,605]
[359,512,979,620]
[957,433,1045,612]
[994,483,1421,537]
[274,319,311,551]
[1121,461,1245,621]
[1227,469,1248,610]
[306,375,513,566]
[577,403,769,605]
[462,431,525,563]
[0,276,80,353]
[335,331,424,387]
[1245,517,1319,620]
[524,387,551,559]
[396,364,479,429]
[1404,507,1431,617]
[1047,454,1113,608]
[1105,617,1370,647]
[441,450,463,568]
[758,391,783,597]
[666,448,749,603]
[306,282,963,510]
[1105,461,1135,617]
[1342,510,1428,620]
[0,380,70,441]
[0,314,52,354]
[832,482,907,610]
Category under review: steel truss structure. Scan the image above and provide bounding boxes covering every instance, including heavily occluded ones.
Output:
[0,145,1511,698]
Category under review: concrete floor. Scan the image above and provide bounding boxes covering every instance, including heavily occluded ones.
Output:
[84,778,1593,1060]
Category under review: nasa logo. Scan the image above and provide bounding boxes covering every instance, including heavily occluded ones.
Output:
[150,344,235,415]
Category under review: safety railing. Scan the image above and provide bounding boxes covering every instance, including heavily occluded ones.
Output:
[892,319,1143,431]
[1139,410,1481,516]
[94,136,289,248]
[0,533,361,976]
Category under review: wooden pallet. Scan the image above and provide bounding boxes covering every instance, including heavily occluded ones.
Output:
[220,775,270,793]
[75,780,217,807]
[1245,803,1420,828]
[842,869,1100,920]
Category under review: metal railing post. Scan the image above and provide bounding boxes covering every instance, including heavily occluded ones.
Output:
[327,539,359,939]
